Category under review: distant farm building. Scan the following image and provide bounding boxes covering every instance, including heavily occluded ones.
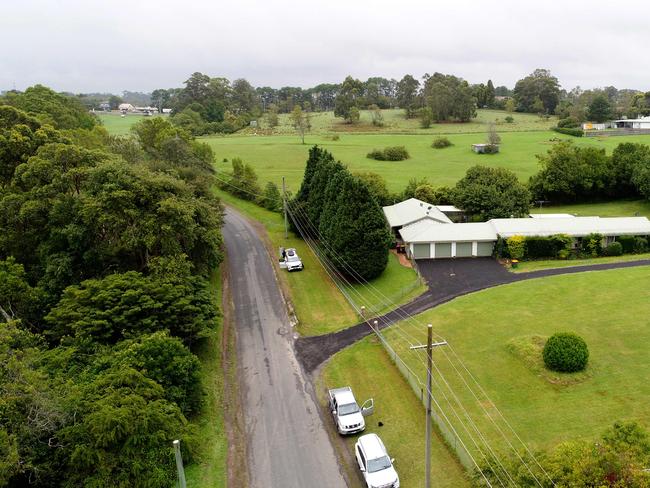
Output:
[583,116,650,136]
[118,103,135,112]
[471,143,499,154]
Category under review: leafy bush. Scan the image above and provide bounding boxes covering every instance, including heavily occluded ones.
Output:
[543,332,589,373]
[432,136,453,149]
[557,116,580,128]
[505,115,514,123]
[506,235,526,260]
[634,236,648,253]
[581,233,603,257]
[367,149,385,160]
[367,146,410,161]
[525,234,573,258]
[482,144,499,154]
[552,126,583,137]
[603,241,623,256]
[617,235,636,254]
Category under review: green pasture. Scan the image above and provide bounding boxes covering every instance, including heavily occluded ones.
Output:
[248,108,556,135]
[535,199,650,219]
[512,252,650,273]
[383,266,650,463]
[319,335,470,488]
[97,113,167,135]
[207,131,650,193]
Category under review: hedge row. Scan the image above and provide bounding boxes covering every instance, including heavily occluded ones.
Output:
[367,145,410,161]
[500,233,649,260]
[551,126,584,137]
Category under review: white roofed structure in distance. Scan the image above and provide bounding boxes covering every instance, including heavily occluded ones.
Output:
[382,198,452,228]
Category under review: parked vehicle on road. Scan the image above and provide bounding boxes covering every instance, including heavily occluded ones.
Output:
[354,433,400,488]
[328,386,373,435]
[282,247,303,272]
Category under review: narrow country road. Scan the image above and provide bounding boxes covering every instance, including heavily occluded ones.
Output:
[222,207,347,488]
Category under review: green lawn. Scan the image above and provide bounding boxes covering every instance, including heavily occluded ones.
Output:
[215,189,423,336]
[185,270,227,488]
[247,108,556,135]
[382,265,650,467]
[512,252,650,273]
[206,131,650,193]
[97,113,167,135]
[318,336,470,488]
[534,199,650,219]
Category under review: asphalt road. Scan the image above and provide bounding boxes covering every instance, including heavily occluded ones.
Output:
[222,207,347,488]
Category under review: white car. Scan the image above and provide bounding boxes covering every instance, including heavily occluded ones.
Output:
[328,386,374,435]
[284,248,303,272]
[355,434,400,488]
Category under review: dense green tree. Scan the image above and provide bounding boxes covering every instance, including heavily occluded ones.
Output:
[334,76,364,123]
[587,94,613,123]
[266,104,279,128]
[396,74,421,118]
[58,368,188,487]
[1,85,98,130]
[486,80,496,108]
[529,141,612,201]
[45,271,217,346]
[453,165,531,220]
[261,181,282,212]
[422,73,476,122]
[513,69,561,114]
[354,171,391,206]
[609,143,650,196]
[319,172,391,280]
[112,331,202,415]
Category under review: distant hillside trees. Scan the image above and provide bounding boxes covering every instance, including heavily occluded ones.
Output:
[292,147,391,280]
[587,94,613,122]
[422,72,477,122]
[334,76,364,123]
[396,74,422,118]
[514,69,561,114]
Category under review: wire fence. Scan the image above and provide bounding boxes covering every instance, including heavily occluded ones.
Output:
[374,328,475,470]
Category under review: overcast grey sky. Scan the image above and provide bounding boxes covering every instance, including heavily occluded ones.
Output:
[2,0,649,94]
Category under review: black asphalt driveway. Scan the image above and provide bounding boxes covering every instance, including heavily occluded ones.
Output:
[296,257,650,373]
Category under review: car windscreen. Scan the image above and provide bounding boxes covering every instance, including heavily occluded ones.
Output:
[338,402,359,415]
[287,255,300,262]
[367,455,392,473]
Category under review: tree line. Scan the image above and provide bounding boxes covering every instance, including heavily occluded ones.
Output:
[0,86,223,486]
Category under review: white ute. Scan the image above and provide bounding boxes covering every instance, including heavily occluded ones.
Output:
[328,387,373,435]
[355,433,400,488]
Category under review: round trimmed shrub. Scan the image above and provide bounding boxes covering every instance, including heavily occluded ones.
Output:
[432,136,453,149]
[543,333,589,373]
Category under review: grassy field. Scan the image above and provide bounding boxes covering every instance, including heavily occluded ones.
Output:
[97,112,167,135]
[246,108,556,135]
[185,270,227,488]
[512,252,650,273]
[535,199,650,219]
[382,265,650,466]
[207,131,650,193]
[318,335,470,488]
[215,189,422,336]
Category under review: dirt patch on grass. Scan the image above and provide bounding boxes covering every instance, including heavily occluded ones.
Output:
[506,335,592,387]
[391,249,413,268]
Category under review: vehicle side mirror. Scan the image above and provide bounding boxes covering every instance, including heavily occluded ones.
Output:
[361,398,374,417]
[331,410,336,415]
[391,458,395,464]
[360,466,365,472]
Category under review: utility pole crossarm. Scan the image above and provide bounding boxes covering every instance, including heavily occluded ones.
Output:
[409,340,447,350]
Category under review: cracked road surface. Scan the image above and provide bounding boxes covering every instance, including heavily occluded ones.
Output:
[222,207,346,488]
